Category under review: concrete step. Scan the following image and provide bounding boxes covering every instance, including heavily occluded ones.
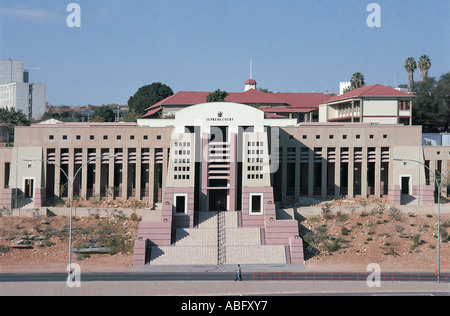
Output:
[147,211,287,266]
[225,228,261,246]
[149,246,217,265]
[174,228,217,246]
[225,245,287,265]
[197,211,238,228]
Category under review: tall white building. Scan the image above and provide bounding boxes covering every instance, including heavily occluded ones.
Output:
[0,60,46,120]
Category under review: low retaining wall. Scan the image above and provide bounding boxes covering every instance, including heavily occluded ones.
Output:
[0,207,161,220]
[292,203,450,217]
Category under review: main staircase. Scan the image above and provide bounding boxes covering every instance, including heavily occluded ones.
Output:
[146,211,288,265]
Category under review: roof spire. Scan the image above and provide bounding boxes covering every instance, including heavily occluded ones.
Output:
[250,59,252,79]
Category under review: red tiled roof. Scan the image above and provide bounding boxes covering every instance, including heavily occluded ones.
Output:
[245,79,257,85]
[142,106,162,118]
[265,113,287,118]
[261,107,317,113]
[273,92,332,108]
[226,88,286,104]
[325,84,414,103]
[142,89,332,117]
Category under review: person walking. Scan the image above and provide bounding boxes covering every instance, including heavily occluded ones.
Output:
[235,264,242,281]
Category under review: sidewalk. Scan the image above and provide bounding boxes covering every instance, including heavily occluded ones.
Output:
[132,263,307,273]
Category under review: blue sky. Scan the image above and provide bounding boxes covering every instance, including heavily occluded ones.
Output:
[0,0,449,106]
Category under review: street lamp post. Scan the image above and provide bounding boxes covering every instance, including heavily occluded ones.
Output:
[394,158,450,282]
[24,154,117,279]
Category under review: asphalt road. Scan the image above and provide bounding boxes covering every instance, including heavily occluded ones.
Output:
[1,271,449,283]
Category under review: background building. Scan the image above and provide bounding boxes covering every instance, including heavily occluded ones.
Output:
[0,60,46,120]
[319,84,414,125]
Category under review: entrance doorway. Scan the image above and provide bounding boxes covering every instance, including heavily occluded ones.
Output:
[209,189,227,211]
[401,176,410,195]
[24,179,34,198]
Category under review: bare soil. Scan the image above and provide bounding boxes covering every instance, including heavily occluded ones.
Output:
[0,205,449,273]
[302,206,450,273]
[0,215,139,273]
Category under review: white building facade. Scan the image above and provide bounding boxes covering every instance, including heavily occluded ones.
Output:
[0,60,46,120]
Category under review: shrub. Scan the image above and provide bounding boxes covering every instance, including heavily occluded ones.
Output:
[440,228,449,241]
[341,226,350,235]
[321,203,334,220]
[130,212,140,222]
[388,207,403,221]
[336,211,348,222]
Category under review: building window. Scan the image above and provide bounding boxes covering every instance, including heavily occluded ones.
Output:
[249,194,263,215]
[157,135,162,140]
[173,194,187,215]
[49,135,54,140]
[143,135,148,140]
[130,135,135,140]
[90,135,94,140]
[329,135,334,139]
[356,135,360,139]
[369,135,374,139]
[383,134,387,139]
[62,135,67,140]
[342,135,347,139]
[76,135,81,140]
[117,135,121,140]
[103,135,108,140]
[315,135,320,139]
[302,135,307,139]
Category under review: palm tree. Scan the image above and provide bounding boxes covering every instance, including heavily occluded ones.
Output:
[418,55,431,81]
[350,72,365,90]
[404,57,417,92]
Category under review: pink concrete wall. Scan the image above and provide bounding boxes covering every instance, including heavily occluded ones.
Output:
[388,185,401,205]
[0,188,12,208]
[289,237,304,264]
[241,186,276,228]
[414,185,435,205]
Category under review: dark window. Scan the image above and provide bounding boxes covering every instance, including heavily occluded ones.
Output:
[175,196,186,214]
[251,195,262,213]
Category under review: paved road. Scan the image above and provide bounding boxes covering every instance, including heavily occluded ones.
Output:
[1,271,449,283]
[1,265,449,297]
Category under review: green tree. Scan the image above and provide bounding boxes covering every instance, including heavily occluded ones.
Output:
[0,107,30,141]
[404,57,417,92]
[435,72,450,131]
[412,72,450,132]
[91,105,116,122]
[206,89,228,102]
[128,82,174,116]
[418,55,431,81]
[258,87,273,93]
[350,72,365,90]
[122,109,141,122]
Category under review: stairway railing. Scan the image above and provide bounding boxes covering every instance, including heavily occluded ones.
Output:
[217,211,226,265]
